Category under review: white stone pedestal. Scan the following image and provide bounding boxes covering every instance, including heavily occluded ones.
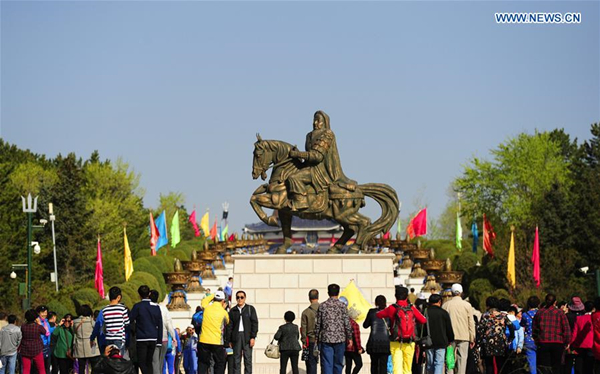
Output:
[232,254,395,374]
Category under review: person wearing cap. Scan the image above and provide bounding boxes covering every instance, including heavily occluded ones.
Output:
[198,291,230,374]
[441,284,475,374]
[532,293,571,374]
[569,300,594,374]
[227,290,259,374]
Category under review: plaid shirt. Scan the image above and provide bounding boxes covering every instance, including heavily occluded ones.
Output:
[346,319,362,352]
[533,306,571,344]
[20,323,47,357]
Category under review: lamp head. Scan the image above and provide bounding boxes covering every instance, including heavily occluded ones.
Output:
[10,271,16,279]
[32,241,41,255]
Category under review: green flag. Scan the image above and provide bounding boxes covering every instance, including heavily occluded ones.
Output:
[221,224,229,241]
[171,210,181,248]
[396,217,401,237]
[456,211,463,250]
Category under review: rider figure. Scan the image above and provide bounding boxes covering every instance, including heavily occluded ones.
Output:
[288,110,355,211]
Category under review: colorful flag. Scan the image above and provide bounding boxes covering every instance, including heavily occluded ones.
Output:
[228,234,235,241]
[456,212,463,250]
[221,224,229,241]
[149,212,159,256]
[406,208,427,239]
[472,217,478,253]
[200,211,210,237]
[507,228,516,288]
[396,216,401,238]
[95,238,105,298]
[189,210,200,237]
[532,226,541,288]
[124,227,134,281]
[340,280,371,323]
[171,210,181,248]
[383,231,391,240]
[210,217,218,240]
[155,210,168,251]
[483,214,496,257]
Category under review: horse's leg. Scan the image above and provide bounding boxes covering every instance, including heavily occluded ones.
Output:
[344,212,371,254]
[276,209,293,254]
[329,224,354,254]
[250,189,279,227]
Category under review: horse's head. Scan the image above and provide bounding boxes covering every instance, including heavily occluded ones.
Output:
[252,134,270,180]
[252,135,293,180]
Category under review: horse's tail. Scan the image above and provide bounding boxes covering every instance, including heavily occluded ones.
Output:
[359,183,399,249]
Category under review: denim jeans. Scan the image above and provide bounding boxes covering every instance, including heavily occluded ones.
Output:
[0,354,18,374]
[320,342,345,374]
[426,349,445,374]
[105,339,126,356]
[305,342,318,374]
[524,342,537,374]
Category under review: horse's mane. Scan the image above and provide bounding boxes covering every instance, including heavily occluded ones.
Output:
[257,140,293,163]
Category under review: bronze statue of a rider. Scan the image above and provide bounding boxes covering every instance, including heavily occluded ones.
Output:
[287,110,356,211]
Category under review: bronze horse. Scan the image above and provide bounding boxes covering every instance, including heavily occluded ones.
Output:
[251,135,399,253]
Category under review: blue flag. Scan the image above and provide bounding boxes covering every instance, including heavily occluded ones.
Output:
[471,216,478,253]
[156,210,169,250]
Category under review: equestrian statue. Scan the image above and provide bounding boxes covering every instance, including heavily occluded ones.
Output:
[250,110,399,254]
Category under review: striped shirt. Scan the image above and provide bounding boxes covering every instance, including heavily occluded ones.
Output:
[102,304,130,342]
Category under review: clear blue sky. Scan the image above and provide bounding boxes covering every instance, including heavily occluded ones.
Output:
[1,1,598,234]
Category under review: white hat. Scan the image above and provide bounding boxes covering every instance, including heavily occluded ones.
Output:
[214,291,226,301]
[451,284,463,294]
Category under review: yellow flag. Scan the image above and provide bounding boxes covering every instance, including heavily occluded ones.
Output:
[124,227,134,281]
[507,229,516,288]
[200,211,210,237]
[340,280,372,323]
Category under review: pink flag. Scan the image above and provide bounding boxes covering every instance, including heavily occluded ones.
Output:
[189,210,200,237]
[383,231,391,240]
[149,212,159,256]
[532,226,541,288]
[94,238,105,299]
[406,208,427,239]
[483,214,496,257]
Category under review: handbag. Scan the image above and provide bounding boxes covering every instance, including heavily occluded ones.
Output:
[264,338,280,359]
[301,337,310,361]
[418,309,433,348]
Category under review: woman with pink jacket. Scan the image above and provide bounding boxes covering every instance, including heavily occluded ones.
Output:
[569,300,595,374]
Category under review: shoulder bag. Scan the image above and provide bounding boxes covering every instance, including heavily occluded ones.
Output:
[264,338,280,359]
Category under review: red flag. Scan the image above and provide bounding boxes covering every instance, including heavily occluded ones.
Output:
[383,231,391,240]
[188,210,200,237]
[228,234,235,241]
[406,208,427,239]
[210,217,218,240]
[94,238,105,299]
[149,212,159,256]
[483,214,496,257]
[532,226,541,288]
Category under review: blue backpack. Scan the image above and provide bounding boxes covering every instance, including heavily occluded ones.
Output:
[192,310,204,335]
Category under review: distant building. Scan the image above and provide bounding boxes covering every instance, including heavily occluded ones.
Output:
[243,217,353,253]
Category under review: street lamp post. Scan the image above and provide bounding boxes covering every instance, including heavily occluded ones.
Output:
[49,203,58,292]
[21,194,38,310]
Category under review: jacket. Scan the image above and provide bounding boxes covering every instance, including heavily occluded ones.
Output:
[507,315,524,351]
[227,304,258,344]
[0,324,22,356]
[422,305,455,349]
[592,312,600,360]
[72,316,100,358]
[442,296,476,342]
[301,302,319,345]
[158,304,176,344]
[571,313,593,350]
[129,299,163,343]
[363,308,390,355]
[376,300,427,341]
[52,326,74,359]
[200,300,229,346]
[274,323,302,351]
[93,356,136,374]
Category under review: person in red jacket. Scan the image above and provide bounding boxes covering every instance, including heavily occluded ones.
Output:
[591,297,600,374]
[569,301,594,374]
[376,286,426,374]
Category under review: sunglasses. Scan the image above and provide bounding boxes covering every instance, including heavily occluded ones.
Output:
[236,296,245,300]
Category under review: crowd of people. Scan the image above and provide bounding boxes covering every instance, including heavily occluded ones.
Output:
[1,281,600,374]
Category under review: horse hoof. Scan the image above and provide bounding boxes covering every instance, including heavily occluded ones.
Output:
[346,246,360,254]
[266,216,280,227]
[275,246,289,254]
[328,246,341,254]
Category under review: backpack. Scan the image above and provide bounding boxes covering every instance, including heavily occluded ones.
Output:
[191,310,203,335]
[389,304,416,342]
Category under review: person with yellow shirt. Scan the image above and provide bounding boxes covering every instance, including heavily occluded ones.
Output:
[199,291,230,374]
